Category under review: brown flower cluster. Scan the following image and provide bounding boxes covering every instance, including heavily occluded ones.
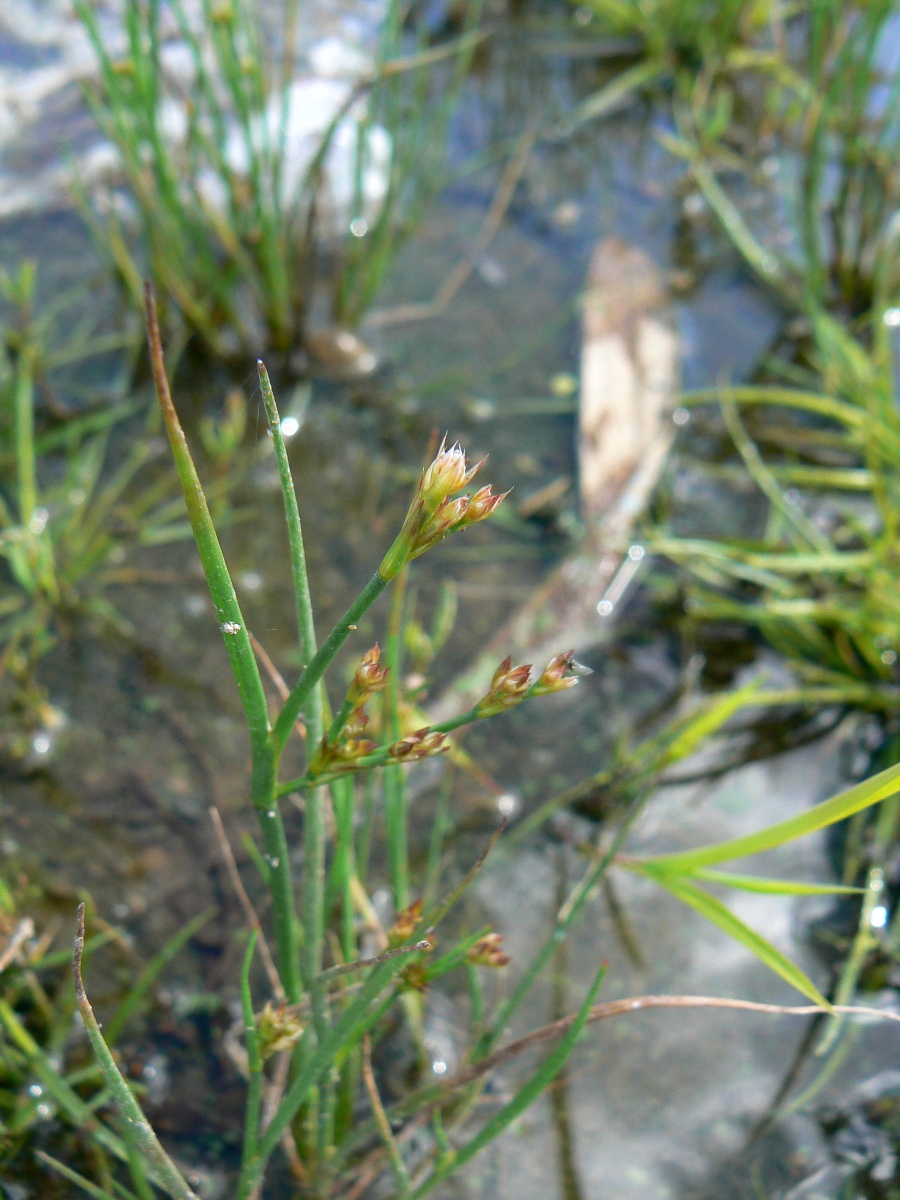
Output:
[466,932,510,968]
[476,649,587,717]
[388,727,450,763]
[379,439,507,580]
[308,646,389,778]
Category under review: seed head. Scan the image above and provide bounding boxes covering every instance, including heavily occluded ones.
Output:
[388,899,423,947]
[347,644,388,707]
[398,961,429,993]
[256,1002,304,1059]
[388,727,450,762]
[531,650,591,696]
[379,438,506,579]
[420,439,482,513]
[466,932,510,968]
[465,485,507,524]
[477,657,533,716]
[309,708,377,776]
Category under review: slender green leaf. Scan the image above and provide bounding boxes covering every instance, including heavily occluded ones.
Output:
[36,1152,129,1200]
[412,965,607,1198]
[632,866,830,1007]
[639,760,900,872]
[688,868,864,896]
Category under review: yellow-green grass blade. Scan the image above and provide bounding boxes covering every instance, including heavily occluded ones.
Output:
[638,759,900,873]
[633,866,830,1008]
[688,868,864,896]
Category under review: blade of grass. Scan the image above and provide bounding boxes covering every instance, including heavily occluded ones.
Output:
[629,866,830,1007]
[638,759,900,872]
[73,904,200,1200]
[410,966,607,1199]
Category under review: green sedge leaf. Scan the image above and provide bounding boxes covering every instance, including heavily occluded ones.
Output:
[688,868,864,896]
[412,965,607,1199]
[638,759,900,873]
[632,866,831,1008]
[655,678,765,770]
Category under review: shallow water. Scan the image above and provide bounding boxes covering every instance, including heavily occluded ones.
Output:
[0,4,891,1199]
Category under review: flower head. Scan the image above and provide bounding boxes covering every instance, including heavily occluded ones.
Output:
[346,644,388,708]
[466,932,510,968]
[256,1002,304,1059]
[379,438,507,579]
[388,899,423,947]
[388,727,450,762]
[420,439,482,513]
[531,650,592,696]
[476,657,533,717]
[309,708,377,776]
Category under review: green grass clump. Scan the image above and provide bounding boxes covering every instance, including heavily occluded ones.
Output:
[75,0,480,358]
[652,306,900,715]
[0,263,194,722]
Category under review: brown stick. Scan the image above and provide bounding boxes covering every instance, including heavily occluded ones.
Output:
[440,995,900,1096]
[0,918,34,975]
[209,806,284,1002]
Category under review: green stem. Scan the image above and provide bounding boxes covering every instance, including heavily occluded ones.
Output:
[256,362,322,739]
[384,571,409,907]
[277,706,484,796]
[256,361,322,999]
[146,290,299,1002]
[240,931,263,1169]
[272,572,389,751]
[14,344,36,524]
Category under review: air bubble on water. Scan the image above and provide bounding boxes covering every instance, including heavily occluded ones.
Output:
[882,650,897,665]
[36,1103,52,1118]
[265,810,276,819]
[28,1083,43,1097]
[597,599,614,617]
[350,217,368,237]
[184,593,207,617]
[28,507,49,534]
[496,792,519,818]
[628,544,645,561]
[280,415,300,438]
[872,905,889,929]
[431,1059,448,1075]
[884,307,900,327]
[672,407,690,426]
[32,733,51,755]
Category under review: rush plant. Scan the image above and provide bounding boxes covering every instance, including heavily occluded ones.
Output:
[36,290,900,1199]
[74,0,480,358]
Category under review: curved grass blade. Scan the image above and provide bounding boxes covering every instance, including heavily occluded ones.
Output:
[73,905,200,1200]
[411,965,607,1199]
[687,869,864,896]
[639,760,900,873]
[631,866,830,1008]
